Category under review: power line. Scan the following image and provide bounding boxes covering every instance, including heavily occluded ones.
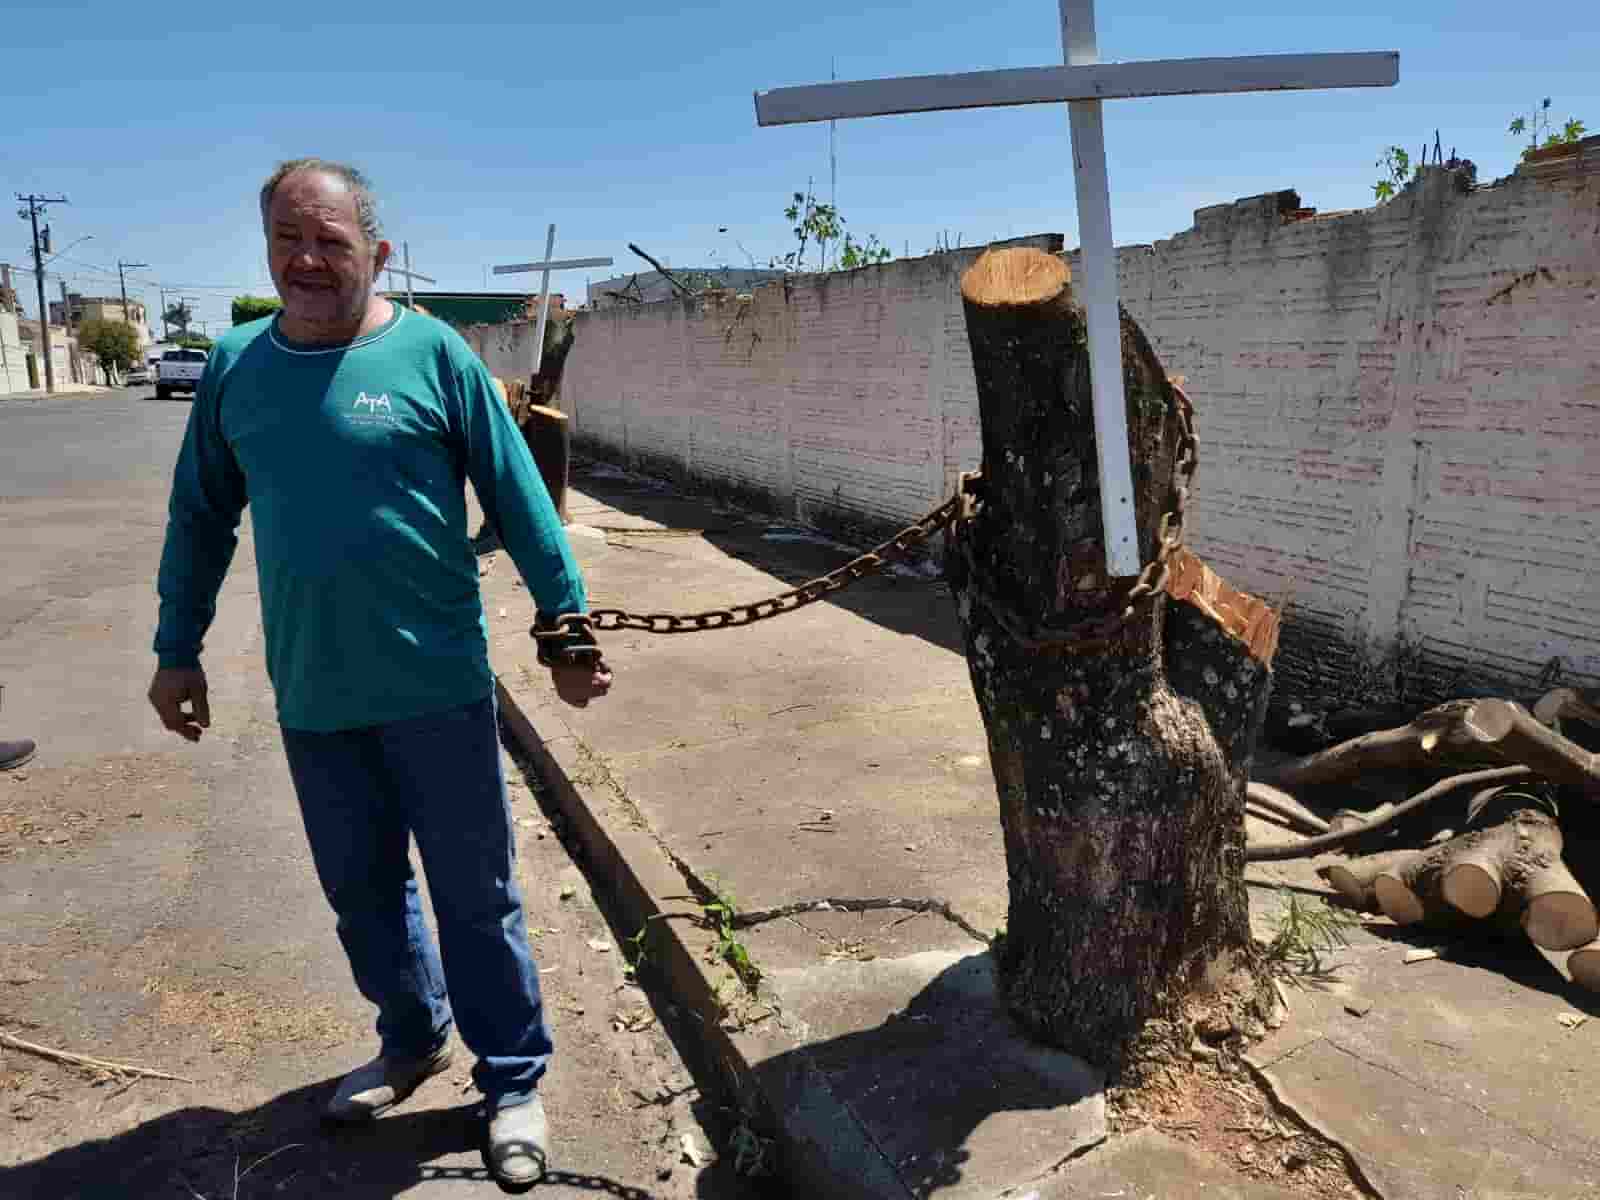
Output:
[16,192,69,394]
[13,253,272,293]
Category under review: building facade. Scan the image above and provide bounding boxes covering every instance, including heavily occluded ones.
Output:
[48,294,151,348]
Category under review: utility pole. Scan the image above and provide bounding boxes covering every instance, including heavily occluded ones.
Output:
[159,287,169,340]
[118,260,148,328]
[17,192,68,394]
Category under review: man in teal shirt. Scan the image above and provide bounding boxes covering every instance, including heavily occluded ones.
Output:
[149,158,609,1186]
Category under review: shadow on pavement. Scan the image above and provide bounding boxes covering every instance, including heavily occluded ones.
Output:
[748,951,1103,1200]
[1355,918,1600,1013]
[566,460,965,657]
[1,1076,675,1199]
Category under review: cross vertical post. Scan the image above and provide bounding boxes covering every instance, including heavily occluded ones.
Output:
[1059,0,1138,574]
[531,224,557,376]
[381,243,435,311]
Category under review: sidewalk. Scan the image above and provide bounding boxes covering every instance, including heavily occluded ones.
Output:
[484,459,1600,1199]
[0,382,113,401]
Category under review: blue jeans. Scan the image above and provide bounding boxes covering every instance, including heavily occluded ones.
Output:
[280,692,550,1110]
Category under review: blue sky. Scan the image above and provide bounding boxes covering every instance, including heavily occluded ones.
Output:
[4,0,1595,334]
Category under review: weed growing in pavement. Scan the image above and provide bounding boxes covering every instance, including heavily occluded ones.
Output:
[701,876,762,993]
[1260,890,1359,986]
[624,921,656,980]
[728,1118,776,1177]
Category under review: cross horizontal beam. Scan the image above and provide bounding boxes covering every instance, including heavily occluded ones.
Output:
[755,50,1397,126]
[493,256,613,276]
[386,265,436,284]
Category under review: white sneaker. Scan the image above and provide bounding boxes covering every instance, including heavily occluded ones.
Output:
[325,1044,452,1122]
[487,1094,549,1186]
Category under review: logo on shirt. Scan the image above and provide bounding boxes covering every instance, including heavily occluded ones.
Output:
[349,391,398,426]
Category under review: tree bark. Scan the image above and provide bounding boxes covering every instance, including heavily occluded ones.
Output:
[945,248,1277,1077]
[529,315,575,411]
[523,405,571,521]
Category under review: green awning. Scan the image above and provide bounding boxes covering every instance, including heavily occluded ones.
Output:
[387,292,547,326]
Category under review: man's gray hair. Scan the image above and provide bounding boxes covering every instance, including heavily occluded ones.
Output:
[259,158,383,244]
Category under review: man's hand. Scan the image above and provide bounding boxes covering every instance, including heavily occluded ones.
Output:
[148,667,211,742]
[550,660,613,708]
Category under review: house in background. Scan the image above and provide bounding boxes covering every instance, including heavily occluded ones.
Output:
[48,294,151,348]
[10,315,104,389]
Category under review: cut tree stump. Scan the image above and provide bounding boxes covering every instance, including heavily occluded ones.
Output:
[945,247,1278,1077]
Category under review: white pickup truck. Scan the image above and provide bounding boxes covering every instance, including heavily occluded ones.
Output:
[155,347,208,400]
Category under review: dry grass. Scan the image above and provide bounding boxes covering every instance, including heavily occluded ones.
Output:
[140,976,351,1058]
[0,752,197,858]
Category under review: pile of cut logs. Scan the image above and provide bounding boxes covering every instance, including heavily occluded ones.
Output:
[1244,688,1600,989]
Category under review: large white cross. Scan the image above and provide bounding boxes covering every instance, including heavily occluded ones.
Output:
[756,3,1397,576]
[384,241,436,309]
[493,224,613,375]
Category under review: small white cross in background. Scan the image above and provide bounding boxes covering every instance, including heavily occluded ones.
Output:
[756,2,1397,576]
[493,225,614,375]
[383,241,435,310]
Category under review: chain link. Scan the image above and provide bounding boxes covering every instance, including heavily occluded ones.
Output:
[562,475,980,637]
[538,381,1195,648]
[958,381,1198,651]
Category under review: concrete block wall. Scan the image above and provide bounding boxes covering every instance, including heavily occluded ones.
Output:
[552,149,1600,700]
[464,318,545,386]
[562,234,1062,534]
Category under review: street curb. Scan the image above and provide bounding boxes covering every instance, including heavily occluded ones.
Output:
[494,677,911,1198]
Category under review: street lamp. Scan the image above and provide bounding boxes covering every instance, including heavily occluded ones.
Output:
[40,233,92,270]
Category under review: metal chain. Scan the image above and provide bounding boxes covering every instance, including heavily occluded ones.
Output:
[959,381,1198,651]
[534,475,981,640]
[536,381,1195,647]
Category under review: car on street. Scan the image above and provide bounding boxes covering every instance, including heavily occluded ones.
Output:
[155,348,208,400]
[123,363,152,386]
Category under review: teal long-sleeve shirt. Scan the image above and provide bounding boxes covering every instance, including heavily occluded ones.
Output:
[154,305,587,732]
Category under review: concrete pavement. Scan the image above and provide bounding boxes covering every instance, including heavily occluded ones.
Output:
[484,456,1600,1200]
